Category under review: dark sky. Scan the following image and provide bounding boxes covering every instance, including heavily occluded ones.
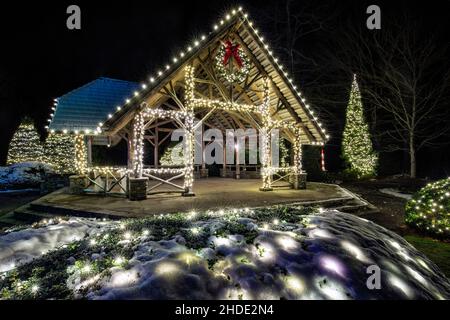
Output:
[0,0,448,176]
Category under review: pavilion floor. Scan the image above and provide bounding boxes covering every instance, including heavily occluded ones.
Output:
[26,178,358,219]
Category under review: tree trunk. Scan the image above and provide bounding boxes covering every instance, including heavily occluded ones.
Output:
[409,134,416,178]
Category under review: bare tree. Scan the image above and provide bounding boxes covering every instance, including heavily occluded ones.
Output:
[251,0,348,134]
[329,20,450,178]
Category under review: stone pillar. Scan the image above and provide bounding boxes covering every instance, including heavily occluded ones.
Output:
[128,177,148,201]
[69,175,88,194]
[200,168,209,178]
[291,172,307,189]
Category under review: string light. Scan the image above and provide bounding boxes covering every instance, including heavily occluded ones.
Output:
[406,177,450,237]
[83,6,327,144]
[42,6,330,198]
[74,135,88,174]
[7,119,44,164]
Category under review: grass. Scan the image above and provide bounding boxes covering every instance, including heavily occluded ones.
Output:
[404,235,450,279]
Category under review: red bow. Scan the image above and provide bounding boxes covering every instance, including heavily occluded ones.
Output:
[223,40,243,68]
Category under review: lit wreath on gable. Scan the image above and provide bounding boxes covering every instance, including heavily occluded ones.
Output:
[215,40,251,83]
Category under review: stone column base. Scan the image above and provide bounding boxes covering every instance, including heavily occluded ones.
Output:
[69,175,88,194]
[128,177,148,201]
[259,187,273,192]
[200,168,209,178]
[182,188,195,197]
[292,172,307,190]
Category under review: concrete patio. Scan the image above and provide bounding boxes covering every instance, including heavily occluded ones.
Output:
[23,178,358,219]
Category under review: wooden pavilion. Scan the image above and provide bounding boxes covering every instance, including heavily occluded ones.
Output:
[48,7,328,200]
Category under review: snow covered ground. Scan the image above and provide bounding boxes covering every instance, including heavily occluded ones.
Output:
[0,218,113,273]
[0,162,54,189]
[1,207,449,300]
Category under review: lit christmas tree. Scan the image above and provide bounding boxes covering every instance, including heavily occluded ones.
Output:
[44,133,77,174]
[342,75,378,178]
[7,117,44,165]
[160,143,184,166]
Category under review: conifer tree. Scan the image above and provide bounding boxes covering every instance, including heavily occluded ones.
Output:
[44,133,76,174]
[342,75,378,178]
[7,118,44,165]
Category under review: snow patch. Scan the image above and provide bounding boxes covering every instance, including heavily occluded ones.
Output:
[0,218,111,272]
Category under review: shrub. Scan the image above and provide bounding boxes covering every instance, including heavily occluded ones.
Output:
[405,177,450,238]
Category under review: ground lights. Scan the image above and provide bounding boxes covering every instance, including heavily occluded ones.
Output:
[4,205,449,300]
[405,177,450,237]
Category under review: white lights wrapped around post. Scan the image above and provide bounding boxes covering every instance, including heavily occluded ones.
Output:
[183,65,196,196]
[292,127,307,189]
[128,110,148,201]
[69,134,89,195]
[293,128,302,174]
[259,78,273,191]
[74,134,87,175]
[132,111,145,178]
[260,128,273,191]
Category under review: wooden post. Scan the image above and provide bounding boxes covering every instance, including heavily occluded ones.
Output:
[154,127,159,169]
[127,128,134,171]
[86,136,93,166]
[292,128,307,189]
[183,65,195,196]
[222,138,227,177]
[259,129,273,191]
[235,137,240,179]
[259,78,272,191]
[200,125,208,178]
[128,112,148,200]
[131,112,145,178]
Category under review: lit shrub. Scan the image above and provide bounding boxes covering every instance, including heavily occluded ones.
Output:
[405,177,450,238]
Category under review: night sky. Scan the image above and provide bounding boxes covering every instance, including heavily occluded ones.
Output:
[0,0,448,176]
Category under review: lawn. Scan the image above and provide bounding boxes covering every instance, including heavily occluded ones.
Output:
[343,178,450,280]
[404,235,450,278]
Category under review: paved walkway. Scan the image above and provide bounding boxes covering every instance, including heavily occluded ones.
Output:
[30,178,352,218]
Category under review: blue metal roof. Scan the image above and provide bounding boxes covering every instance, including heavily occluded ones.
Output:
[49,77,139,133]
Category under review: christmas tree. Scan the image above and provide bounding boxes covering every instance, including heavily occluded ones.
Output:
[160,143,184,166]
[7,117,44,165]
[44,133,77,174]
[342,75,378,178]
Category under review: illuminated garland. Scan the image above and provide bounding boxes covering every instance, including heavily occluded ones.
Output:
[405,177,450,238]
[74,135,87,174]
[342,75,377,178]
[292,127,303,175]
[132,112,145,178]
[260,78,273,190]
[160,144,184,166]
[279,138,289,167]
[50,7,329,148]
[215,40,250,83]
[44,133,77,174]
[183,65,196,193]
[7,119,44,165]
